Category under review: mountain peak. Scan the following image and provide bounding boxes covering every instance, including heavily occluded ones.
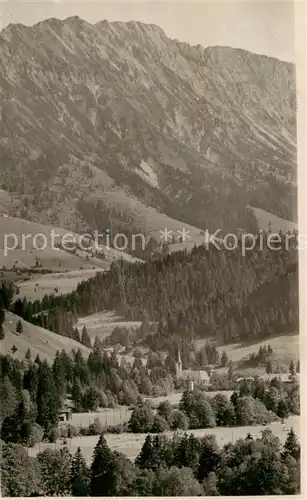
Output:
[0,16,296,235]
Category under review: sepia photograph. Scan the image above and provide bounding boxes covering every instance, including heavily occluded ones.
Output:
[0,0,304,496]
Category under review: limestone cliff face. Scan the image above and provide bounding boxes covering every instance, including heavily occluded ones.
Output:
[0,17,296,231]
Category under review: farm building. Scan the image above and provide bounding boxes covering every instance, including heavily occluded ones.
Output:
[58,400,74,422]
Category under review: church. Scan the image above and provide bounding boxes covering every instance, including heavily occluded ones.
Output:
[175,348,210,388]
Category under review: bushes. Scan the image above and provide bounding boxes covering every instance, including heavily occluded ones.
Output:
[129,402,155,433]
[129,401,190,433]
[79,420,128,436]
[170,410,189,430]
[129,388,283,433]
[151,414,169,433]
[26,423,44,447]
[58,424,79,439]
[235,396,278,426]
[212,393,236,427]
[48,427,60,443]
[88,417,104,436]
[179,390,216,429]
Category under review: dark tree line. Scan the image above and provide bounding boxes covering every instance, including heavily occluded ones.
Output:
[0,282,14,340]
[1,427,300,496]
[0,346,174,441]
[9,236,298,352]
[128,376,299,433]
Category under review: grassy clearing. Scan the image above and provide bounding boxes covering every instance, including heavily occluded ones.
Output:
[17,269,101,301]
[0,216,139,274]
[28,415,300,464]
[76,311,142,342]
[2,311,90,363]
[195,333,299,375]
[249,206,297,233]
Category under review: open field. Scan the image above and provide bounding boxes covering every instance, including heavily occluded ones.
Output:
[195,333,299,374]
[29,415,300,464]
[17,268,101,301]
[76,311,142,341]
[2,311,90,363]
[249,206,297,233]
[0,215,140,273]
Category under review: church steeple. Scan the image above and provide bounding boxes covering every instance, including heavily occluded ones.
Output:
[176,345,182,379]
[178,347,182,364]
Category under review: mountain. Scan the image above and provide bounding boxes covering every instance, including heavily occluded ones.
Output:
[0,17,297,241]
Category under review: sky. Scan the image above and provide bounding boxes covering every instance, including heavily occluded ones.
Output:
[0,1,296,62]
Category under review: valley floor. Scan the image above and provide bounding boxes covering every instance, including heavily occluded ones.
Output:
[28,415,300,464]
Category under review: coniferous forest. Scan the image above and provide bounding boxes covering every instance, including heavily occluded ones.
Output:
[7,233,298,352]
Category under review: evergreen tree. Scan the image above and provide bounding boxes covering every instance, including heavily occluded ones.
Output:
[37,448,72,496]
[25,348,31,361]
[283,428,300,461]
[221,351,229,367]
[276,399,290,420]
[71,380,83,412]
[1,444,43,497]
[266,359,273,375]
[197,435,220,482]
[228,362,234,380]
[173,433,201,474]
[1,399,35,445]
[289,360,295,376]
[90,434,116,496]
[36,361,59,433]
[70,447,90,496]
[0,376,18,420]
[135,435,154,470]
[34,354,41,365]
[296,360,300,373]
[16,320,23,334]
[81,326,92,348]
[73,327,81,343]
[0,295,5,335]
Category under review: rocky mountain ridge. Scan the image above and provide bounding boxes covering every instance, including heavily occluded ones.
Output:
[0,17,297,236]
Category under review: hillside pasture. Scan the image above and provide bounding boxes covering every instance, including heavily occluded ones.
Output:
[249,206,297,233]
[2,311,90,363]
[0,216,140,273]
[195,333,299,375]
[17,268,101,301]
[76,311,142,342]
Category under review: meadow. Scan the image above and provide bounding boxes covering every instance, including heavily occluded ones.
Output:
[28,415,300,464]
